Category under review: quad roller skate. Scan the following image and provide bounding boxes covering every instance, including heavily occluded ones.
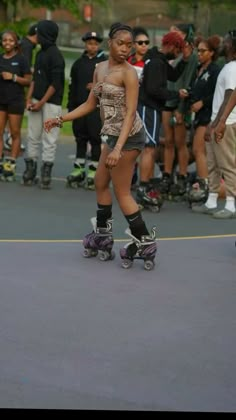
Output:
[136,184,162,213]
[22,158,38,186]
[187,177,209,208]
[66,163,85,188]
[85,163,97,190]
[169,174,188,202]
[40,161,53,189]
[1,158,16,182]
[120,226,157,270]
[83,217,115,261]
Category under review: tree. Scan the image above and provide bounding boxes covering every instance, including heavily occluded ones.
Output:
[0,0,107,23]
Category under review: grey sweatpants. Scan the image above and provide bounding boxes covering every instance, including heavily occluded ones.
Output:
[26,100,62,162]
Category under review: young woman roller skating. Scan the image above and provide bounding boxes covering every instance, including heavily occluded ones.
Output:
[44,23,157,270]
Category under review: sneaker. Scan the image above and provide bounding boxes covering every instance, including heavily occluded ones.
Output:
[212,209,236,219]
[191,203,217,215]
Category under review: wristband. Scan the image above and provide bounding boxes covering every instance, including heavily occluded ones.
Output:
[12,74,17,82]
[56,115,63,128]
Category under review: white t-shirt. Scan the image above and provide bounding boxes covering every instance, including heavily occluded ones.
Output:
[211,60,236,124]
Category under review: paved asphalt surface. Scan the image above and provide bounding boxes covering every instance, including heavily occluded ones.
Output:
[0,135,235,411]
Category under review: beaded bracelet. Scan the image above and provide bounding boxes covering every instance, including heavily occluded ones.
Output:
[56,115,63,128]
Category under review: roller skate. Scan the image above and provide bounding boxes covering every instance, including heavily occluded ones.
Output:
[85,162,97,190]
[0,157,3,178]
[83,217,115,261]
[1,158,16,182]
[136,184,162,213]
[169,174,188,202]
[40,161,53,189]
[187,177,209,208]
[120,226,157,270]
[157,172,172,200]
[22,158,38,186]
[66,162,85,188]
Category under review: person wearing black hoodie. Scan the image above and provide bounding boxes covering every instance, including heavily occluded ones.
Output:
[66,31,106,190]
[22,19,65,189]
[136,31,192,210]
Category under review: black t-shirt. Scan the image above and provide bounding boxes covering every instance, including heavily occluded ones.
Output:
[0,52,31,104]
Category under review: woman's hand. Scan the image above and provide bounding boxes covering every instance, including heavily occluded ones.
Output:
[191,100,203,113]
[173,110,183,125]
[204,123,213,142]
[2,71,14,80]
[179,89,189,99]
[44,118,60,133]
[105,148,122,169]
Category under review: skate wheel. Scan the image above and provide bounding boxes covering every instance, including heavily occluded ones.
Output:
[83,248,98,258]
[150,205,160,213]
[98,250,114,261]
[144,260,155,271]
[66,181,79,189]
[121,259,133,269]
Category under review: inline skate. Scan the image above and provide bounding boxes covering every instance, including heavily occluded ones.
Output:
[66,162,86,188]
[169,174,188,202]
[120,226,157,270]
[85,163,97,190]
[136,183,162,213]
[83,217,115,261]
[157,172,172,200]
[187,177,209,208]
[1,158,16,182]
[22,158,38,186]
[0,157,3,178]
[40,161,53,189]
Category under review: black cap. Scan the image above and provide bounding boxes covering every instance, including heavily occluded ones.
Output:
[28,23,37,36]
[82,31,103,43]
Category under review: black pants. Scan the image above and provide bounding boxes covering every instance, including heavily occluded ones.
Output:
[73,108,102,162]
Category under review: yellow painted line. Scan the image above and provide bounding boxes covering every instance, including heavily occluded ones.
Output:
[0,234,235,243]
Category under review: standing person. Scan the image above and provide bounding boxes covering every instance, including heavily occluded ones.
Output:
[0,30,31,181]
[136,31,192,210]
[66,31,106,190]
[182,35,221,206]
[20,23,38,72]
[22,19,65,189]
[160,24,198,201]
[127,26,150,188]
[193,30,236,218]
[127,26,150,80]
[44,22,157,270]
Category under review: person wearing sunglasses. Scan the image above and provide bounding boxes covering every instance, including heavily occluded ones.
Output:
[193,30,236,218]
[127,26,151,189]
[127,27,150,81]
[181,35,221,208]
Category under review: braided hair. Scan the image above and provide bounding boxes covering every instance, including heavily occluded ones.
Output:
[109,22,133,39]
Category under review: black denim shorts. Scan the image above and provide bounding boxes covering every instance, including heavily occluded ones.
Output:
[101,127,145,151]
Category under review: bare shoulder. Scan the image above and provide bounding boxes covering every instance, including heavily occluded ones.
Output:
[123,61,138,82]
[96,60,108,73]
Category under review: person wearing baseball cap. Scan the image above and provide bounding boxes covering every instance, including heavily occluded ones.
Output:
[66,30,106,189]
[82,31,103,43]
